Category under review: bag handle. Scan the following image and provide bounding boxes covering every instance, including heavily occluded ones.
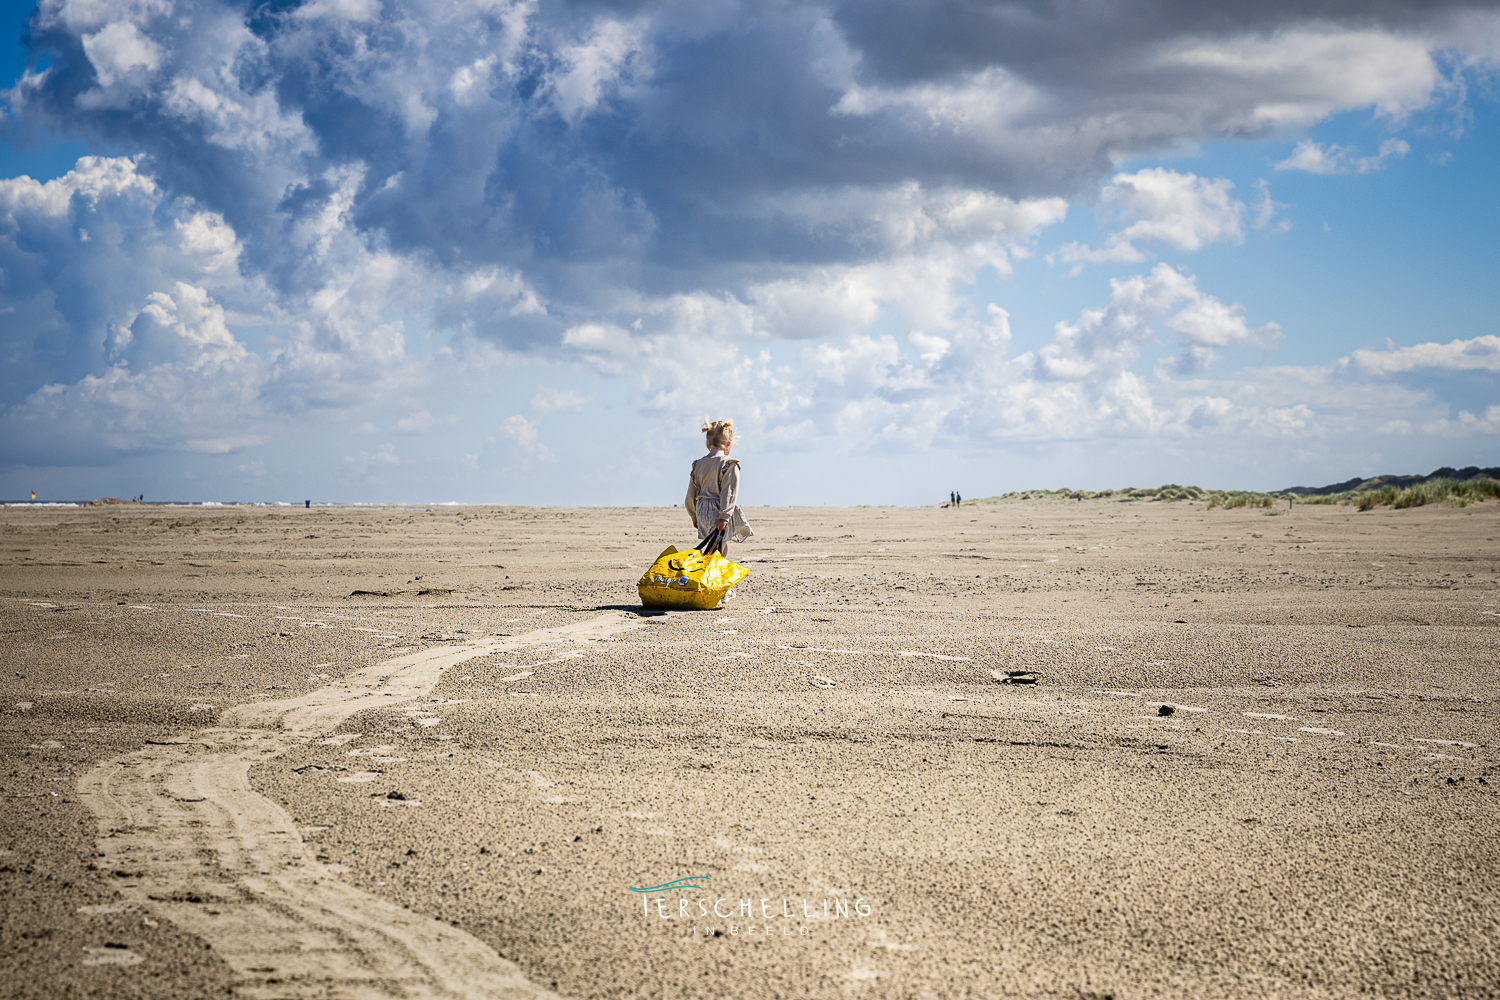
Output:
[694,527,724,553]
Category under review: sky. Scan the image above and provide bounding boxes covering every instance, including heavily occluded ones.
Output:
[2,0,1498,505]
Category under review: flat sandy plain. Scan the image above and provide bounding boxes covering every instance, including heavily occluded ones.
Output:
[1,498,1497,1000]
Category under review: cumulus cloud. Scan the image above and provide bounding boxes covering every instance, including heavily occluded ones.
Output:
[0,156,425,465]
[1053,169,1245,266]
[3,0,1496,471]
[1039,264,1281,379]
[7,0,1477,312]
[1422,405,1500,436]
[1349,335,1500,373]
[1275,137,1411,174]
[557,263,1306,450]
[498,414,552,460]
[530,387,592,412]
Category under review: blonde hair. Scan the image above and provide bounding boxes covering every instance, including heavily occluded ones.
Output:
[702,419,735,450]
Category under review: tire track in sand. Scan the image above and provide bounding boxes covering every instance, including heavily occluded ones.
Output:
[78,611,647,999]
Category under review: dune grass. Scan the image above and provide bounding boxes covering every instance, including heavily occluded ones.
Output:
[1354,476,1500,511]
[973,476,1500,511]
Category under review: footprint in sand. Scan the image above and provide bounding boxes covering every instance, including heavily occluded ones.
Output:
[810,675,837,688]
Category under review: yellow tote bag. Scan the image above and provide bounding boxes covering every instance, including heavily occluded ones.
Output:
[637,532,749,610]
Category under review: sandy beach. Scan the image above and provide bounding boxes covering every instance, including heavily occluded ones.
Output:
[2,498,1497,999]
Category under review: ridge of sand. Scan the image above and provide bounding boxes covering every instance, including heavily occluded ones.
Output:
[76,612,647,1000]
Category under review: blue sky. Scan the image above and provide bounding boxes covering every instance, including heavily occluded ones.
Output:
[3,0,1498,504]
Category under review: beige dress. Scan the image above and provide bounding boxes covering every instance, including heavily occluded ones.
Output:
[685,454,755,555]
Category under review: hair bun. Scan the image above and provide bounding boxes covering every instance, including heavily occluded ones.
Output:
[702,418,735,448]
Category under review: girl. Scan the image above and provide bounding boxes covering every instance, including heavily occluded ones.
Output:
[685,419,755,556]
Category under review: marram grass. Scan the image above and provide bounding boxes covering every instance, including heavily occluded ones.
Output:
[971,476,1500,512]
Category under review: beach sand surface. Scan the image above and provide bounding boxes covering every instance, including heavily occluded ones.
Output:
[2,499,1497,999]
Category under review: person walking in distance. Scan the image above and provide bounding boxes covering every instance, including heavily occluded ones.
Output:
[956,492,962,507]
[686,419,754,557]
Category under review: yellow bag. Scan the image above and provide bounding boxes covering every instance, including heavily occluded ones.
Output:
[638,532,749,610]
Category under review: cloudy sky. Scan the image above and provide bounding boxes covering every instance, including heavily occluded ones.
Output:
[2,0,1498,505]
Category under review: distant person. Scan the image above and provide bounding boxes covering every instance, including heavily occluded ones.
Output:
[686,419,754,557]
[950,491,956,505]
[956,492,962,506]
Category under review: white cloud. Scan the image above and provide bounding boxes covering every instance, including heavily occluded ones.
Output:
[545,17,648,125]
[1054,169,1245,266]
[1275,138,1411,174]
[345,442,400,466]
[6,1,1499,488]
[1251,180,1291,233]
[499,414,553,460]
[1039,264,1280,379]
[0,156,434,465]
[81,20,161,87]
[1422,405,1500,437]
[531,387,592,412]
[394,410,436,433]
[558,266,1305,451]
[1349,335,1500,374]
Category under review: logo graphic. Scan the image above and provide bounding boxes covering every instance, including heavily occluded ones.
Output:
[629,876,711,894]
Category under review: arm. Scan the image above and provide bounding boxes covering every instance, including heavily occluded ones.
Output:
[685,464,698,528]
[716,461,740,531]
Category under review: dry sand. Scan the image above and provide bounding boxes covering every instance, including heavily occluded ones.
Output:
[1,498,1497,999]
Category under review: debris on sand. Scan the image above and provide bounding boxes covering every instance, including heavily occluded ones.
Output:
[1158,704,1176,717]
[991,669,1040,685]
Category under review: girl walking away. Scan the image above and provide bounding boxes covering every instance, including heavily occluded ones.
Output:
[686,419,755,557]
